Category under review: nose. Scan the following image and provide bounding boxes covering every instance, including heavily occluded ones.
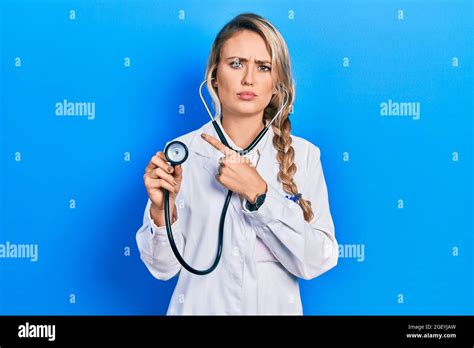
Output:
[242,64,254,86]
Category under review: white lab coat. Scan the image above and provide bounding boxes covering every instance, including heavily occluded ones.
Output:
[136,117,338,315]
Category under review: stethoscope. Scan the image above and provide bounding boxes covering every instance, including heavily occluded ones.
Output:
[162,78,289,275]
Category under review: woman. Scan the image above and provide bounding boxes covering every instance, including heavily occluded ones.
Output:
[136,13,338,315]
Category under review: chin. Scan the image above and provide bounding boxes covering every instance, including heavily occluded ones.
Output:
[235,103,264,114]
[236,108,263,116]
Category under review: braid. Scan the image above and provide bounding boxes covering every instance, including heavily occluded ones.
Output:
[269,111,314,222]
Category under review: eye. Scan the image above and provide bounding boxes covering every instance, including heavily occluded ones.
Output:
[230,59,243,69]
[230,59,271,72]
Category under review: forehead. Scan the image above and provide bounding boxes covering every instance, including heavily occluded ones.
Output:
[221,30,271,60]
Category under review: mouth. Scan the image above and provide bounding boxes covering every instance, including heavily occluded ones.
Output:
[237,92,257,101]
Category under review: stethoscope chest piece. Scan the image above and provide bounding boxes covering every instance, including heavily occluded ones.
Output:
[164,140,189,166]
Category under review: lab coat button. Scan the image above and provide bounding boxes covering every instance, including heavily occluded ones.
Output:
[232,247,240,256]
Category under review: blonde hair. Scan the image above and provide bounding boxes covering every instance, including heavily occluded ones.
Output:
[204,13,314,222]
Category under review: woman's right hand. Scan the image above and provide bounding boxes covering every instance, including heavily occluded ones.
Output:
[144,151,183,211]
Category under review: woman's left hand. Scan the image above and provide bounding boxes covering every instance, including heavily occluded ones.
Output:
[201,133,267,203]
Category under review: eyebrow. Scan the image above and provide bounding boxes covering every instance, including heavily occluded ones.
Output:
[226,56,272,65]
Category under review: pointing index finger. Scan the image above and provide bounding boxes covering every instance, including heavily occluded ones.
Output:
[201,133,234,156]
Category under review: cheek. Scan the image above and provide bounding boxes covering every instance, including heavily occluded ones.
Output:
[217,66,236,86]
[259,76,274,93]
[259,81,274,103]
[215,74,233,97]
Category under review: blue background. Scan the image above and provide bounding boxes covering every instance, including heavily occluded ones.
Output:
[0,0,472,315]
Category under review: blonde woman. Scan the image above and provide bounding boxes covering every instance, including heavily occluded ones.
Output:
[136,13,338,315]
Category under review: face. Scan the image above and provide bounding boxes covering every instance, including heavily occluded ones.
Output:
[214,30,275,119]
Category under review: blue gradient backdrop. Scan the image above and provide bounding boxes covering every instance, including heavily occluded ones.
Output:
[0,0,472,315]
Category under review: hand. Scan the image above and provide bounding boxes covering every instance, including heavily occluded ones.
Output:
[201,133,267,203]
[143,151,183,211]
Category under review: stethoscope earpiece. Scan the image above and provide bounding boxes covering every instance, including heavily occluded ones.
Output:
[164,140,189,166]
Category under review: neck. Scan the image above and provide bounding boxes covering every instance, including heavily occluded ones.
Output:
[220,110,266,149]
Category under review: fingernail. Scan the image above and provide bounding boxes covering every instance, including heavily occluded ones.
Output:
[173,180,177,186]
[201,133,206,138]
[168,166,173,172]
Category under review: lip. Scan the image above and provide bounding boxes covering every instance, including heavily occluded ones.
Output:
[237,91,257,100]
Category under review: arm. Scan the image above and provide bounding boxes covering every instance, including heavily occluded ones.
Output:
[242,145,338,280]
[135,198,185,281]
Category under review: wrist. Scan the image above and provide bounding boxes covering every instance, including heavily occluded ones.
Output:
[246,181,267,204]
[150,202,161,212]
[151,202,177,226]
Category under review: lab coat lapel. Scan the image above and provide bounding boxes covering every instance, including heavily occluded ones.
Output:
[187,120,224,177]
[187,122,234,208]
